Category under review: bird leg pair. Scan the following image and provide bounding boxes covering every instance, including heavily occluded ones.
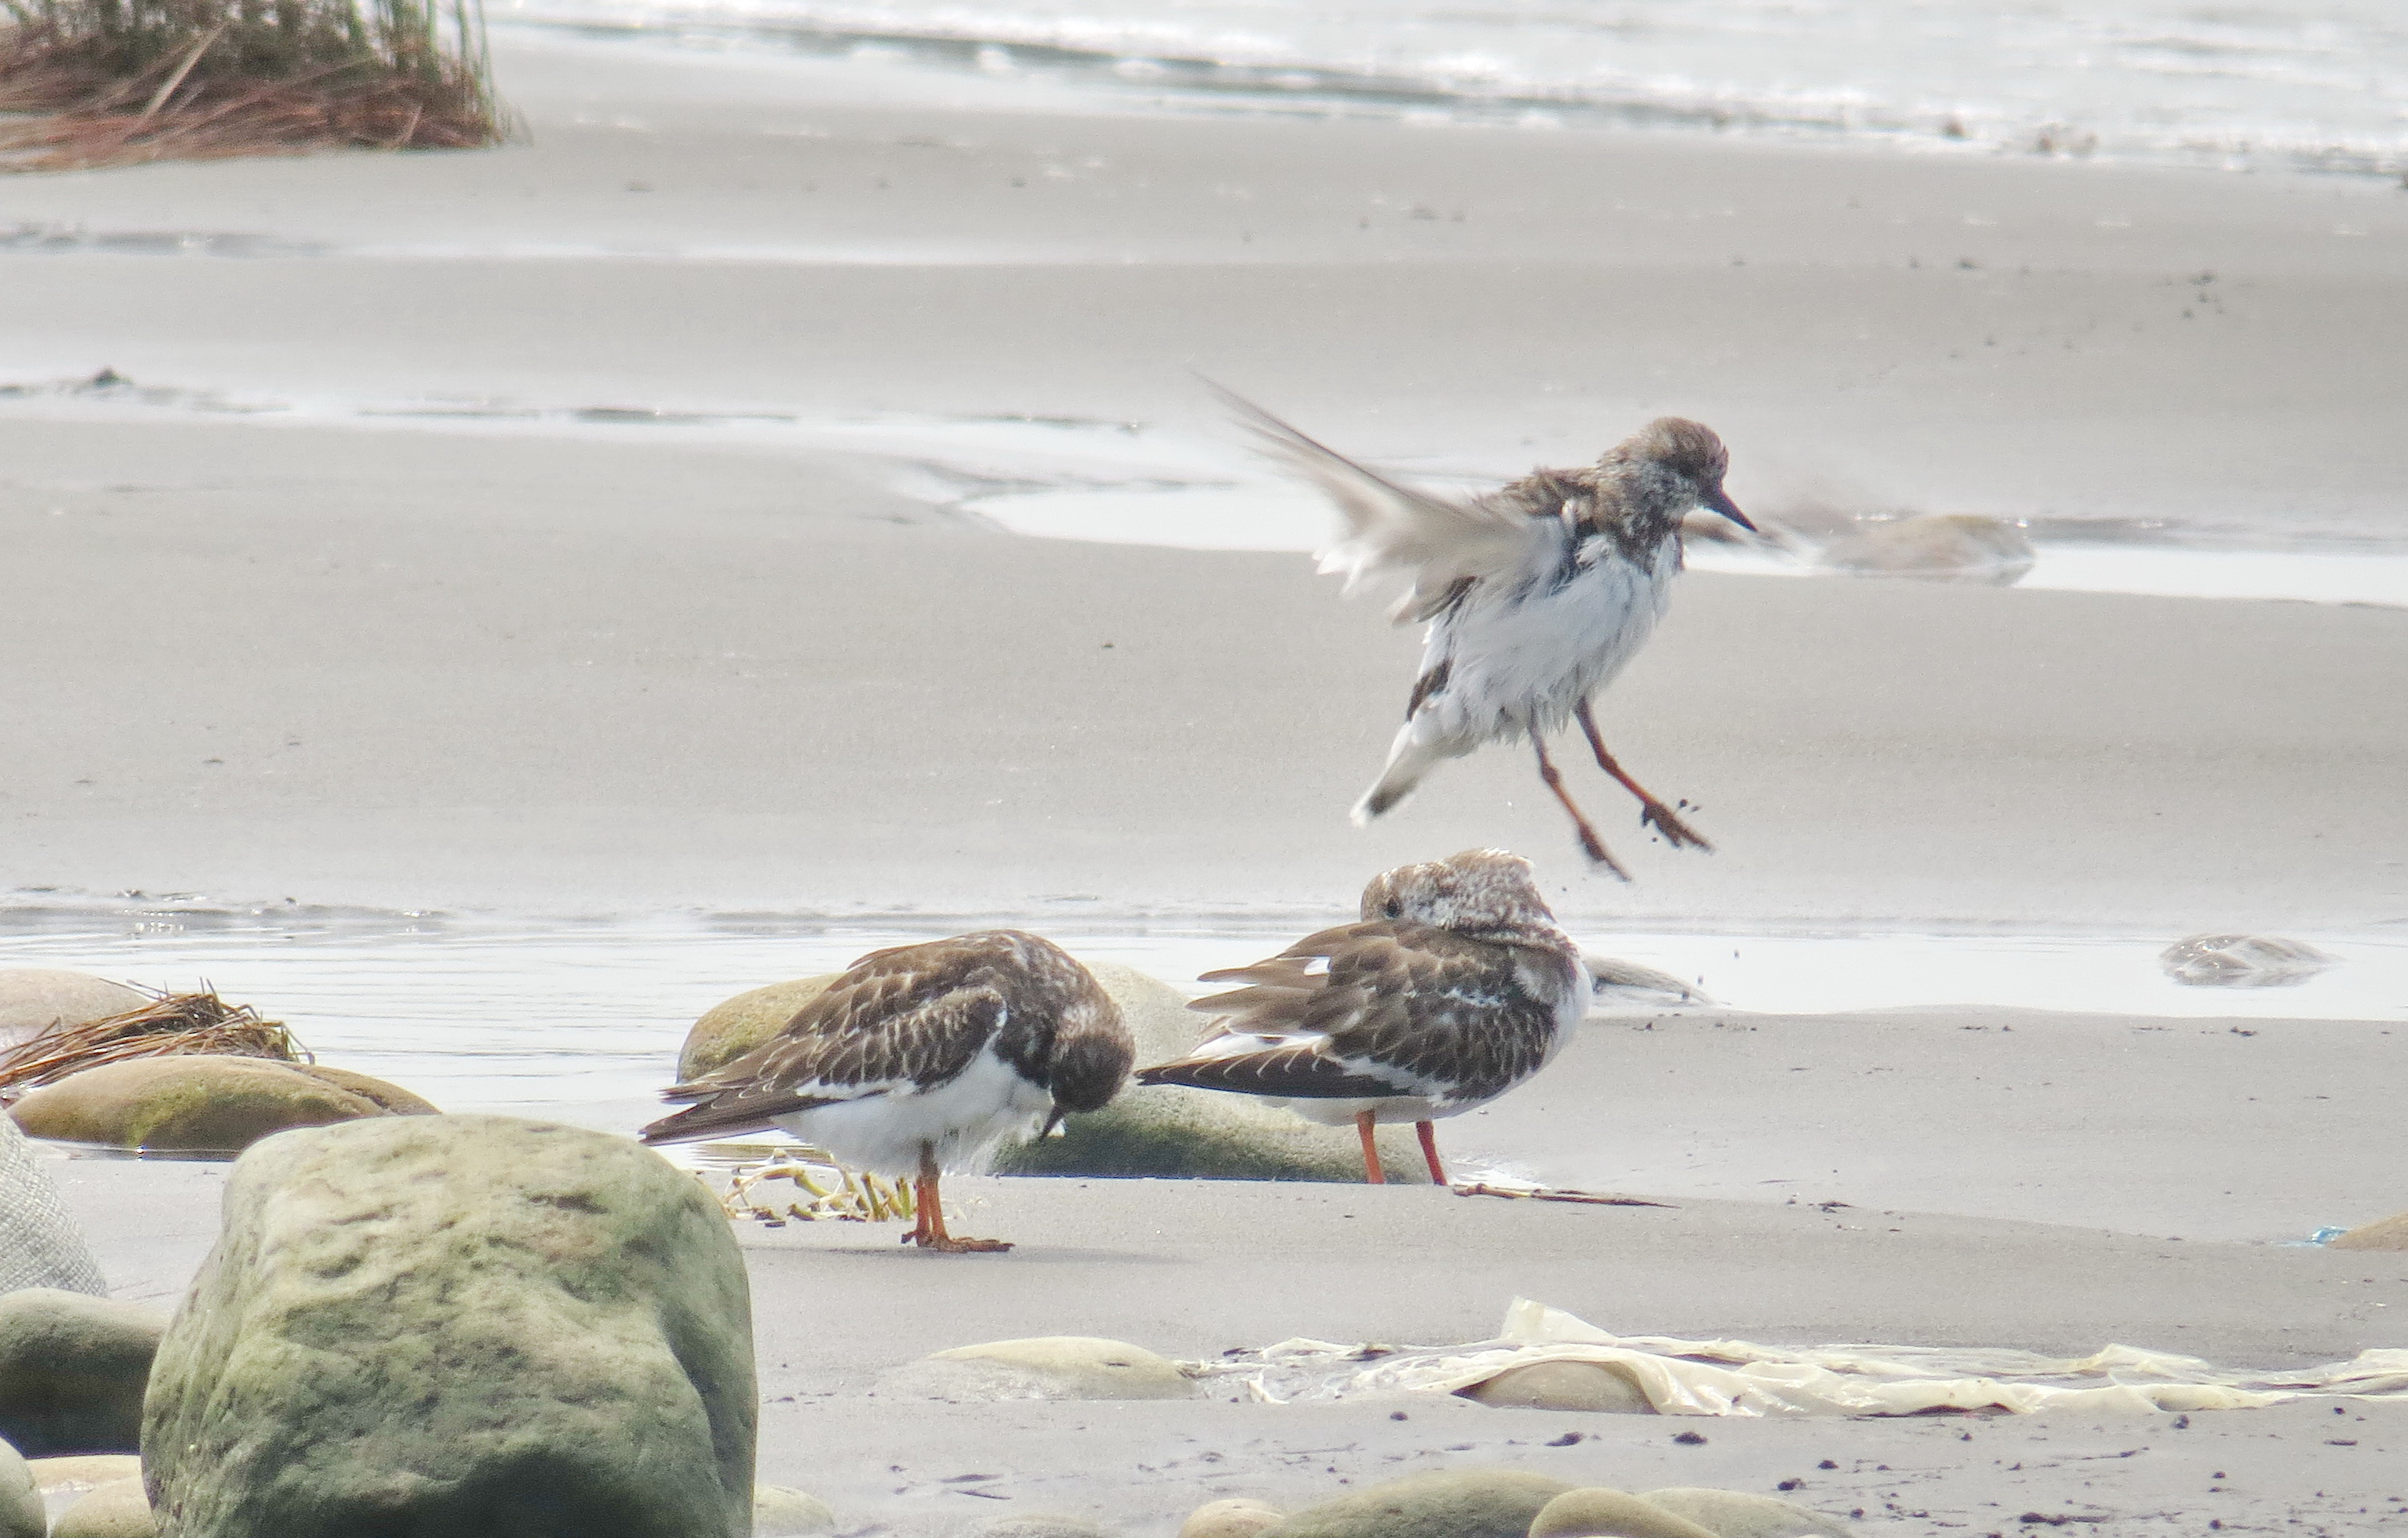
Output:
[1354,1111,1451,1187]
[1532,700,1714,877]
[906,1141,1010,1253]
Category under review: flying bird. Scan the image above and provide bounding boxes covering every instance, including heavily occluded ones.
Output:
[639,931,1131,1252]
[1134,849,1587,1185]
[1224,389,1754,877]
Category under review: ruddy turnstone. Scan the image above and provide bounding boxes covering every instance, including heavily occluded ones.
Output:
[639,931,1131,1252]
[1224,391,1754,877]
[1134,849,1586,1185]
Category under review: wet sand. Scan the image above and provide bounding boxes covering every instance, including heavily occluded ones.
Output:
[7,22,2408,1535]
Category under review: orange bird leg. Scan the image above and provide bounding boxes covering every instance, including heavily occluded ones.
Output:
[1416,1120,1448,1186]
[1532,734,1630,879]
[1574,699,1712,851]
[1355,1110,1386,1185]
[911,1141,1011,1253]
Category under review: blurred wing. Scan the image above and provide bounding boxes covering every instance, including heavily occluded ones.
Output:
[639,943,1006,1145]
[1214,385,1534,623]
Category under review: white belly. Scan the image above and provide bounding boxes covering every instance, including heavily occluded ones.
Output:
[1416,542,1676,744]
[771,1049,1054,1176]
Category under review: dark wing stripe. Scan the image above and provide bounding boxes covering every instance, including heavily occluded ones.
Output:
[1136,1047,1412,1099]
[639,1091,846,1145]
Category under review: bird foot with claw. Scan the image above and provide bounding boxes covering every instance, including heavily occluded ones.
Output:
[1640,802,1714,851]
[909,1234,1013,1253]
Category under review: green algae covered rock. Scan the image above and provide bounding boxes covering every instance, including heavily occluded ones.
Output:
[1259,1468,1572,1538]
[8,1055,435,1156]
[0,1290,166,1456]
[142,1115,755,1538]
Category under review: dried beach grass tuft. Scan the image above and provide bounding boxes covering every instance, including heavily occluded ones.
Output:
[0,986,307,1099]
[0,0,508,171]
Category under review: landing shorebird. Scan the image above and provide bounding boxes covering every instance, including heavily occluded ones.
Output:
[1134,849,1586,1185]
[639,931,1131,1252]
[1225,391,1754,877]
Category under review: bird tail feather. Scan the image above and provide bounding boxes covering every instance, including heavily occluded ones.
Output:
[1350,726,1461,825]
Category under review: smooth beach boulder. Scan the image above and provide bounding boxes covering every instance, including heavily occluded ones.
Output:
[754,1484,837,1536]
[972,1516,1118,1538]
[1528,1488,1718,1538]
[2330,1212,2408,1252]
[142,1114,756,1538]
[8,1055,436,1155]
[0,971,146,1048]
[991,963,1430,1182]
[1179,1499,1285,1538]
[883,1336,1195,1402]
[49,1476,154,1538]
[0,1290,166,1456]
[1641,1489,1853,1538]
[1458,1360,1655,1415]
[1256,1468,1571,1538]
[1817,514,2034,583]
[0,1115,108,1295]
[678,976,836,1081]
[0,1441,38,1538]
[2158,934,2334,987]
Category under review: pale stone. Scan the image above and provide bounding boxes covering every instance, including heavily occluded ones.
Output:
[0,1291,166,1456]
[9,1055,435,1155]
[48,1477,153,1538]
[753,1483,836,1536]
[1458,1360,1656,1414]
[0,1440,38,1538]
[0,971,146,1048]
[1818,514,2034,583]
[974,1516,1117,1538]
[1180,1497,1285,1538]
[2331,1212,2408,1252]
[1258,1468,1571,1538]
[1641,1488,1854,1538]
[1528,1488,1718,1538]
[884,1336,1195,1402]
[142,1115,754,1537]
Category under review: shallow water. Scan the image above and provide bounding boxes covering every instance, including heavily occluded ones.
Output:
[496,0,2408,181]
[3,907,2399,1138]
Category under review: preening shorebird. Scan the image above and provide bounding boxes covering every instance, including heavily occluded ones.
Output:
[1224,391,1754,877]
[1134,849,1587,1185]
[639,931,1131,1252]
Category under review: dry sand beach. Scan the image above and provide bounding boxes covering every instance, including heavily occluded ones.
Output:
[5,17,2408,1537]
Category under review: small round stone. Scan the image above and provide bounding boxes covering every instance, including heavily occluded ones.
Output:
[0,1290,167,1456]
[2330,1212,2408,1252]
[1642,1488,1854,1538]
[754,1483,836,1536]
[885,1337,1195,1401]
[1528,1488,1718,1538]
[1258,1468,1571,1538]
[0,1441,38,1538]
[1179,1498,1285,1538]
[1458,1360,1655,1414]
[972,1516,1117,1538]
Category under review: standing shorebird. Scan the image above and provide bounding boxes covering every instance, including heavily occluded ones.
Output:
[1134,849,1587,1185]
[1226,391,1754,877]
[639,931,1131,1252]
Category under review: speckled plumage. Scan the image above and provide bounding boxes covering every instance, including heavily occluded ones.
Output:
[1223,392,1753,875]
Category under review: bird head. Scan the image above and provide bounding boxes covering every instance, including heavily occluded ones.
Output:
[1360,848,1559,934]
[1623,417,1754,532]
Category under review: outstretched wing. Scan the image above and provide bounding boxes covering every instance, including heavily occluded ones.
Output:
[1135,921,1558,1104]
[638,939,1006,1145]
[1213,385,1537,624]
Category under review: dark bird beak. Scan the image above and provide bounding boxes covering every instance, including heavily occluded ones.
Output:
[1702,487,1757,533]
[1040,1108,1069,1139]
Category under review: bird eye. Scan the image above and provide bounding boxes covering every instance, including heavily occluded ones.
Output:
[1383,899,1404,919]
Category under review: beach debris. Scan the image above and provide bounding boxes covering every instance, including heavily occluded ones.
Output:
[2159,934,2335,987]
[753,1484,837,1537]
[0,1447,38,1538]
[144,1115,754,1537]
[0,1289,166,1456]
[1141,851,1584,1187]
[642,931,1131,1254]
[1585,956,1711,1007]
[1526,1487,1717,1538]
[1815,514,2035,584]
[0,1114,107,1296]
[2329,1211,2408,1252]
[882,1336,1197,1403]
[713,1155,915,1228]
[8,1055,435,1156]
[0,987,302,1101]
[0,970,146,1051]
[45,1476,152,1538]
[1251,1467,1570,1538]
[0,0,508,173]
[1451,1183,1674,1208]
[1179,1498,1285,1538]
[1641,1488,1853,1537]
[1191,1299,2408,1416]
[1458,1360,1655,1416]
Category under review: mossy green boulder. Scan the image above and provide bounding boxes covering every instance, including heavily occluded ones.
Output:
[8,1055,436,1156]
[1640,1490,1853,1538]
[0,1290,167,1456]
[0,1440,38,1538]
[1258,1468,1571,1538]
[142,1115,756,1538]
